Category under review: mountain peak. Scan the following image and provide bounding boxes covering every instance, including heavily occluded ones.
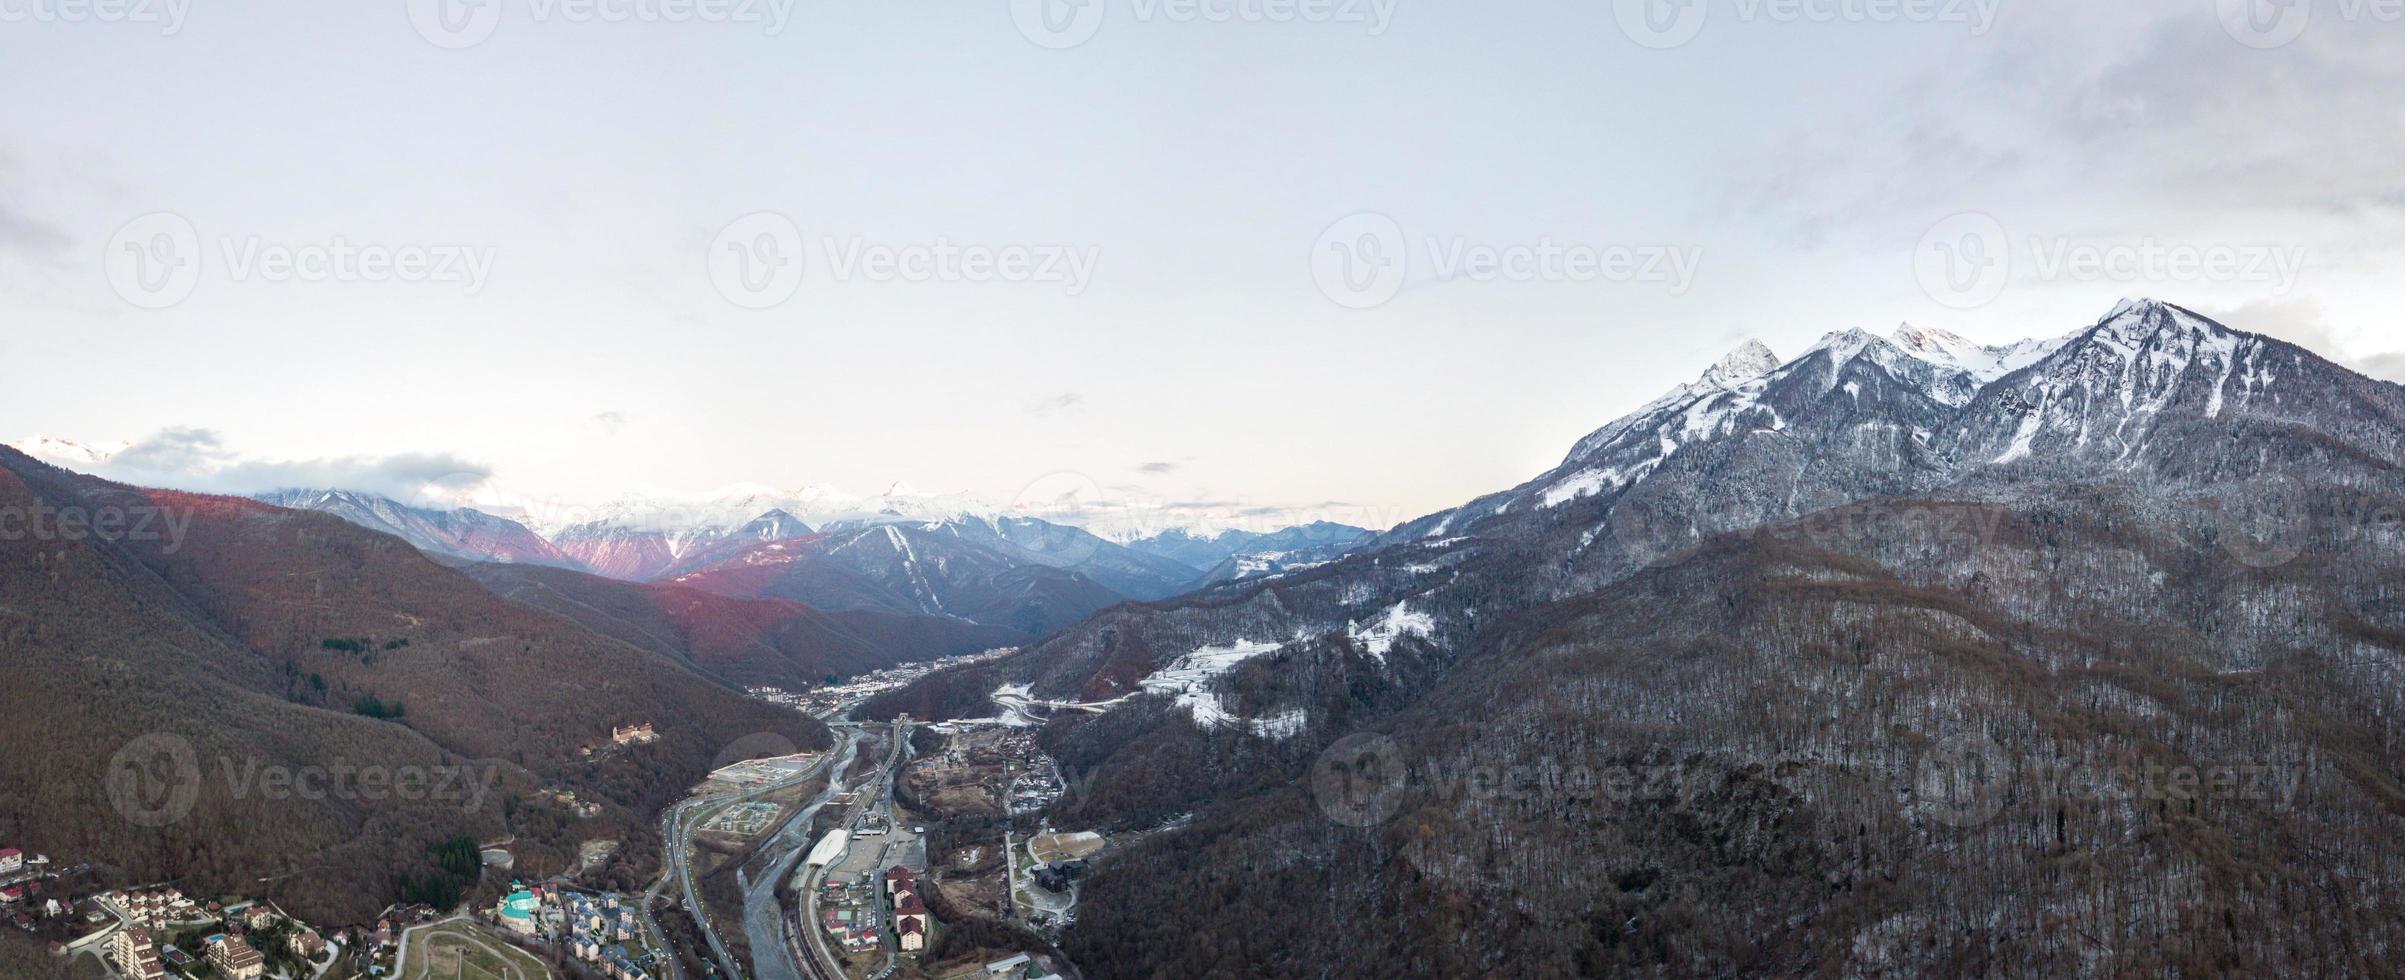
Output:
[1890,321,1971,353]
[1700,340,1782,389]
[2102,296,2171,322]
[1805,326,1889,364]
[2089,297,2233,351]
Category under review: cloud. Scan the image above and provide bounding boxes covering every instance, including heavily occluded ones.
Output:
[2356,352,2405,385]
[1137,461,1177,474]
[93,427,495,502]
[2202,297,2405,384]
[1026,393,1084,418]
[1731,8,2405,246]
[591,411,629,434]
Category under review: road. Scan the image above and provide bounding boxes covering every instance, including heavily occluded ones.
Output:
[653,737,853,980]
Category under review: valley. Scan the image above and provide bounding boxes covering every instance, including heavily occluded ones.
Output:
[8,300,2405,978]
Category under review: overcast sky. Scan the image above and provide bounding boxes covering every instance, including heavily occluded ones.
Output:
[4,0,2402,532]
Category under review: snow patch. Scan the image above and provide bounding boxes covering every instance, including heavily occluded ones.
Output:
[1348,601,1435,664]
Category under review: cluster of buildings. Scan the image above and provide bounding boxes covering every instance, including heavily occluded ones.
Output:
[103,887,201,930]
[115,926,263,980]
[761,647,1019,717]
[99,893,319,978]
[612,723,659,745]
[1007,755,1068,817]
[488,884,658,980]
[885,866,931,953]
[817,872,883,952]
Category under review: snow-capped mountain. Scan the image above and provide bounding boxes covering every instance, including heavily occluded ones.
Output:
[908,296,2405,741]
[533,482,997,540]
[254,488,581,568]
[542,483,1002,580]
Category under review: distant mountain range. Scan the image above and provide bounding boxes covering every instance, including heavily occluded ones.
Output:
[865,299,2405,977]
[223,482,1372,639]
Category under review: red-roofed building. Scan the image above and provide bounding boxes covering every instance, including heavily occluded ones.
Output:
[891,886,930,951]
[0,849,22,874]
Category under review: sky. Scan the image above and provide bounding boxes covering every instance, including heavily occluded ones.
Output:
[5,0,2404,534]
